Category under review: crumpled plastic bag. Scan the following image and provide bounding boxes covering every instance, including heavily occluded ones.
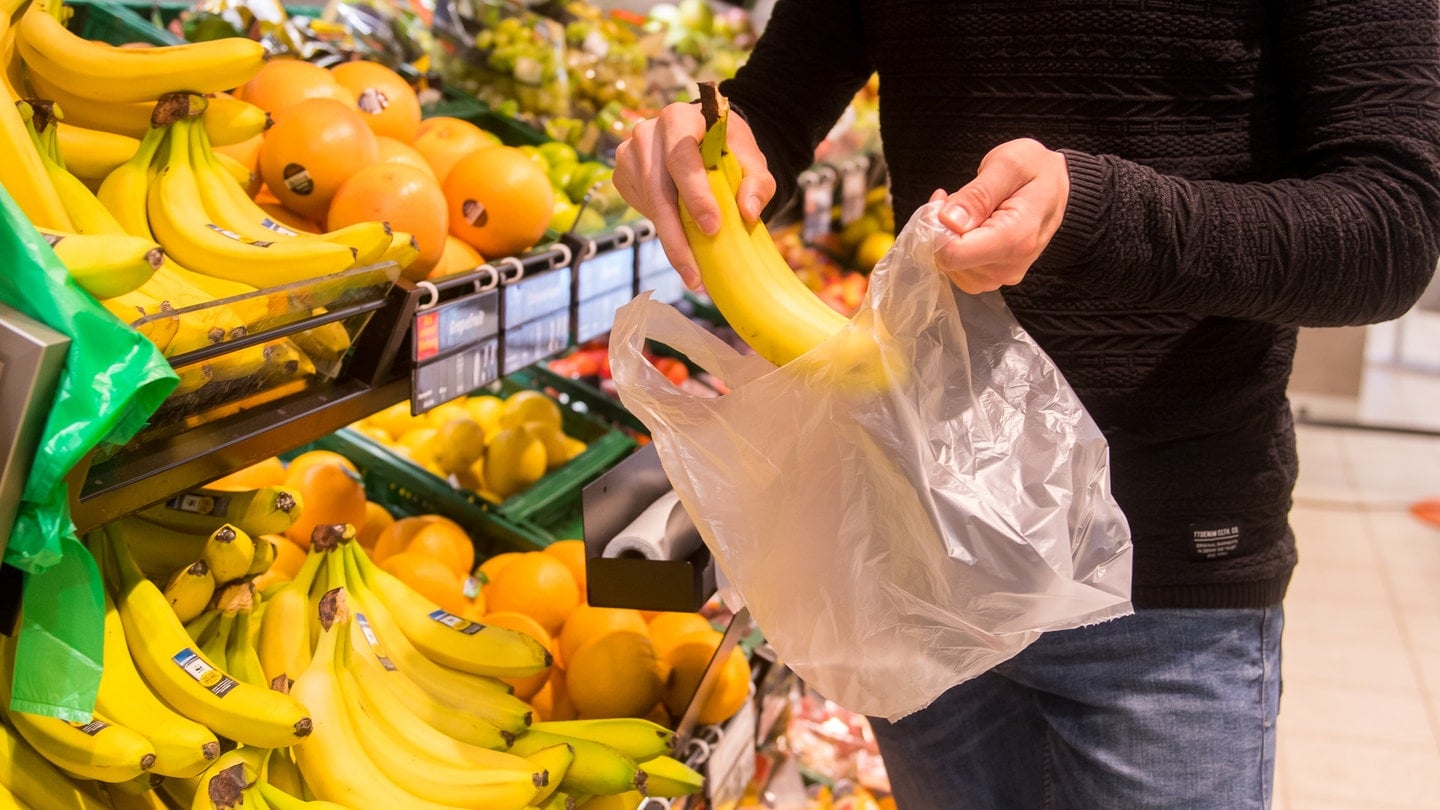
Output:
[609,201,1134,721]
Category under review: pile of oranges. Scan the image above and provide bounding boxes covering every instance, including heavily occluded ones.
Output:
[212,448,753,731]
[222,58,555,281]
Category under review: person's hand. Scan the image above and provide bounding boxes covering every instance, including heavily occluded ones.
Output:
[929,139,1069,294]
[613,101,776,290]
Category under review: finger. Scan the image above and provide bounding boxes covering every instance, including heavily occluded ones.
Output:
[929,188,948,204]
[937,157,1031,234]
[725,114,776,223]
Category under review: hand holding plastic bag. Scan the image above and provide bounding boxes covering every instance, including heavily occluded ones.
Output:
[610,201,1134,721]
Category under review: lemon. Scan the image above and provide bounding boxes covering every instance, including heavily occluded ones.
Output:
[523,420,572,471]
[500,390,563,431]
[425,400,472,429]
[366,400,421,442]
[464,394,505,438]
[426,416,487,474]
[484,427,548,498]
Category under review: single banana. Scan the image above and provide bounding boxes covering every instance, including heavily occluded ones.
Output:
[137,485,303,539]
[147,115,357,288]
[55,123,139,184]
[333,627,544,808]
[348,541,552,679]
[527,719,675,763]
[17,99,127,235]
[519,743,574,809]
[199,524,256,584]
[246,532,278,577]
[188,747,258,810]
[256,547,325,690]
[288,311,353,365]
[33,226,162,299]
[635,754,705,798]
[288,586,491,810]
[258,748,307,805]
[201,93,270,147]
[98,291,181,353]
[507,730,645,798]
[185,606,223,647]
[0,721,110,810]
[340,544,526,705]
[224,602,268,689]
[0,5,70,229]
[197,604,236,673]
[200,341,271,384]
[15,0,264,104]
[28,67,265,146]
[376,230,420,273]
[0,644,157,784]
[95,527,314,749]
[162,560,217,624]
[257,780,350,810]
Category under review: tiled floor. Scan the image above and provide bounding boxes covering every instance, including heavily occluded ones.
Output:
[1278,361,1440,809]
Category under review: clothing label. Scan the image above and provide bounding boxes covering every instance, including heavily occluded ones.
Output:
[172,648,239,696]
[428,609,483,635]
[1190,523,1241,560]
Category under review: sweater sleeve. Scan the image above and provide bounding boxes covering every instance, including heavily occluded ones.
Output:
[719,0,874,216]
[1040,3,1440,328]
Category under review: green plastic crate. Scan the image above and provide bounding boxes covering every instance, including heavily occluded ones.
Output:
[67,0,183,45]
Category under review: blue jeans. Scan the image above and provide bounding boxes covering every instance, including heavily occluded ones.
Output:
[868,607,1284,810]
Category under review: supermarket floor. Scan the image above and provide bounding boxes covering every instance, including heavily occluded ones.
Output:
[1277,360,1440,809]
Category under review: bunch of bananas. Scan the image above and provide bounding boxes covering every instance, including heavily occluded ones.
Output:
[678,82,898,390]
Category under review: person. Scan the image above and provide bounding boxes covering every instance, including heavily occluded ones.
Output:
[612,2,1440,808]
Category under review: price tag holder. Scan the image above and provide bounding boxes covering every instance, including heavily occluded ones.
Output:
[578,243,637,301]
[502,309,572,376]
[838,156,871,226]
[639,271,686,306]
[576,286,637,343]
[800,166,838,243]
[637,237,670,281]
[504,266,573,328]
[409,288,501,415]
[412,338,499,415]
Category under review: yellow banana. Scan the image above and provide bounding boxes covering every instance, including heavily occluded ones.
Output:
[334,628,544,809]
[200,93,269,146]
[340,544,524,705]
[96,589,222,779]
[256,339,318,388]
[506,730,645,798]
[186,120,393,265]
[98,289,180,352]
[33,226,162,298]
[257,547,325,690]
[245,530,277,577]
[634,754,705,798]
[147,116,356,287]
[376,230,420,273]
[100,777,169,810]
[527,719,675,763]
[259,747,306,803]
[0,721,110,810]
[224,601,268,689]
[289,311,353,365]
[55,123,139,183]
[258,779,350,810]
[17,98,125,235]
[15,0,265,104]
[0,3,70,229]
[347,541,552,679]
[520,743,574,809]
[96,527,314,749]
[679,84,898,393]
[289,586,491,810]
[161,560,217,624]
[0,644,157,784]
[137,484,303,539]
[199,523,256,584]
[169,361,214,397]
[196,603,236,674]
[188,746,258,810]
[102,514,206,580]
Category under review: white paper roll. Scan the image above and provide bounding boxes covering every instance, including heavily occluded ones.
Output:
[602,490,702,561]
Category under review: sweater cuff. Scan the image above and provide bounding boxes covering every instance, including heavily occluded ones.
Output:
[1040,149,1107,267]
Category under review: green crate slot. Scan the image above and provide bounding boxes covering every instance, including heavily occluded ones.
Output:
[521,365,651,438]
[67,0,183,45]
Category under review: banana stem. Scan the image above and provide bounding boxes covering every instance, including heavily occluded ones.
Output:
[696,81,728,171]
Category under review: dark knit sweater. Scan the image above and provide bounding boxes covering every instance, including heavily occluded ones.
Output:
[722,0,1440,608]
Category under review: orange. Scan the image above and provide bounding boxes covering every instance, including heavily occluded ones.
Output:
[660,628,751,725]
[262,533,307,579]
[375,135,437,179]
[557,604,648,668]
[480,610,553,699]
[476,550,522,585]
[326,162,448,281]
[282,460,368,548]
[355,501,395,552]
[411,117,502,183]
[402,518,476,580]
[258,97,379,221]
[646,612,716,662]
[235,58,349,119]
[213,132,263,180]
[483,552,581,635]
[444,146,554,260]
[565,630,663,719]
[285,449,359,479]
[541,538,587,595]
[427,234,484,279]
[370,514,446,565]
[330,60,422,143]
[205,456,286,490]
[380,551,469,616]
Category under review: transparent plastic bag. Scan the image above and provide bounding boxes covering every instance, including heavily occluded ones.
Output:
[609,201,1134,721]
